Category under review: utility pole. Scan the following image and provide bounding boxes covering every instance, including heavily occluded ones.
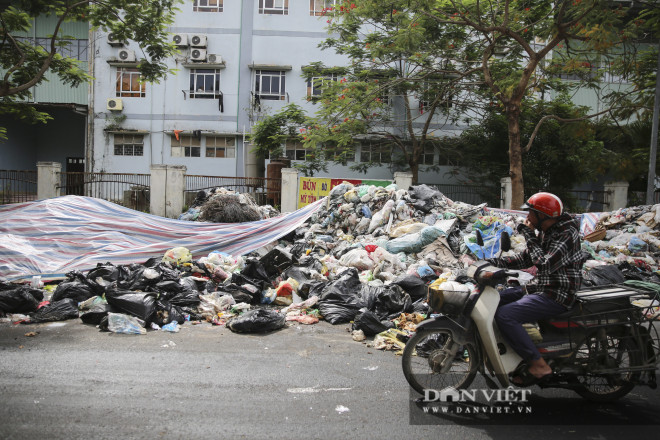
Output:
[646,41,660,205]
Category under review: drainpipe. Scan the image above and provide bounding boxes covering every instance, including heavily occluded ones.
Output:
[86,25,95,173]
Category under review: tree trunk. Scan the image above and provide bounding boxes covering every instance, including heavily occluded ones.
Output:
[409,159,419,185]
[506,106,525,209]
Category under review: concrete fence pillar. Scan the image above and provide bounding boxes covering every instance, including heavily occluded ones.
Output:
[281,168,299,213]
[500,177,512,209]
[37,161,61,200]
[150,165,167,217]
[604,181,628,211]
[165,165,187,218]
[394,172,413,190]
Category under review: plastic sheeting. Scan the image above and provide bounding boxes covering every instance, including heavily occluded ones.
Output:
[0,195,326,281]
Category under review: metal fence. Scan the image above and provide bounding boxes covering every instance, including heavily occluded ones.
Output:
[185,175,282,207]
[430,183,500,207]
[0,170,37,204]
[58,172,150,211]
[565,189,609,213]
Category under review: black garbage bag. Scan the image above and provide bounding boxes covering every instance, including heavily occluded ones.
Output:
[290,242,307,258]
[392,275,427,301]
[86,263,119,283]
[153,300,186,326]
[318,269,363,324]
[218,285,255,304]
[105,288,157,321]
[168,289,201,307]
[260,247,295,277]
[408,184,444,202]
[231,272,266,293]
[153,280,185,298]
[0,279,17,291]
[51,280,97,304]
[375,285,413,318]
[282,267,311,284]
[117,264,161,291]
[155,263,182,282]
[358,285,381,311]
[352,308,394,336]
[298,280,327,300]
[228,308,285,333]
[29,299,79,323]
[0,287,43,313]
[80,303,114,325]
[241,259,272,283]
[180,276,207,293]
[582,265,626,287]
[412,297,429,315]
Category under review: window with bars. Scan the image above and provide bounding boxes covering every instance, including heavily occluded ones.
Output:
[255,70,286,100]
[259,0,288,14]
[419,82,453,112]
[171,135,201,157]
[307,73,337,98]
[189,69,221,99]
[113,134,144,156]
[360,142,391,164]
[310,0,337,16]
[193,0,223,12]
[206,136,236,158]
[421,145,435,165]
[116,67,145,97]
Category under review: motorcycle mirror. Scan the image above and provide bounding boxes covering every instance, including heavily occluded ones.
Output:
[476,229,484,247]
[501,231,511,252]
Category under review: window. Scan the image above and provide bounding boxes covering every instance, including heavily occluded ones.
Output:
[360,142,391,163]
[285,140,308,161]
[171,135,201,157]
[259,0,288,15]
[421,145,435,165]
[114,134,144,156]
[17,37,88,61]
[324,143,355,163]
[419,81,453,112]
[116,67,145,97]
[189,69,221,99]
[206,136,236,158]
[193,0,223,12]
[255,70,286,100]
[310,0,337,16]
[307,73,337,98]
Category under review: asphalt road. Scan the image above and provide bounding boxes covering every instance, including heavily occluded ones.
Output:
[1,319,659,440]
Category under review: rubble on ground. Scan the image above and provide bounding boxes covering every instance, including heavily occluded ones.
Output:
[1,182,659,344]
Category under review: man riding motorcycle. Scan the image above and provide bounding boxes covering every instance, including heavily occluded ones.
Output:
[487,192,583,386]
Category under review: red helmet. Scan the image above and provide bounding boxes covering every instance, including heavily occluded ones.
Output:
[522,192,563,218]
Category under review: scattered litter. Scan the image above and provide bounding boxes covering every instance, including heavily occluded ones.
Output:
[335,405,350,414]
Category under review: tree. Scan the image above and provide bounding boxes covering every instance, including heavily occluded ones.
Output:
[455,95,606,211]
[296,1,474,183]
[0,0,181,139]
[422,0,652,208]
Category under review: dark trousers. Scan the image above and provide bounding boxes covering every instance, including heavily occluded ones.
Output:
[494,286,568,361]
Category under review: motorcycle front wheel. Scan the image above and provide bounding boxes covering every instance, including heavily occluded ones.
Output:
[402,329,478,395]
[574,333,641,402]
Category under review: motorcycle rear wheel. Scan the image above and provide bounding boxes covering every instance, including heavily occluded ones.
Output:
[402,329,478,395]
[574,334,641,403]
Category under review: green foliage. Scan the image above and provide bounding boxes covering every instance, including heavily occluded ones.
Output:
[455,96,606,207]
[0,0,181,139]
[248,104,307,158]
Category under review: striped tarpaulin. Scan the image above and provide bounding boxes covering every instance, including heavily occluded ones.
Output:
[0,195,326,282]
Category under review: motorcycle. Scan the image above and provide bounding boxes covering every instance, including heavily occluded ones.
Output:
[402,231,660,402]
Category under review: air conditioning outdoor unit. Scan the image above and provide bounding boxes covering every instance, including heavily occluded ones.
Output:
[190,34,207,47]
[190,48,207,62]
[107,33,124,46]
[172,33,188,47]
[107,98,123,111]
[117,49,136,62]
[207,54,222,64]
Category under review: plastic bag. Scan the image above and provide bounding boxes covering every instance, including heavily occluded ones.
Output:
[51,277,98,303]
[352,308,394,336]
[228,308,286,333]
[105,289,157,321]
[162,247,193,266]
[0,287,43,313]
[29,298,79,323]
[582,265,625,287]
[107,312,146,335]
[368,200,395,233]
[260,247,295,277]
[318,269,363,324]
[339,249,375,271]
[385,226,446,254]
[153,300,186,326]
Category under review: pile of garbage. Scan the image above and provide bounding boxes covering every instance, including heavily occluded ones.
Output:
[1,182,659,345]
[178,187,278,222]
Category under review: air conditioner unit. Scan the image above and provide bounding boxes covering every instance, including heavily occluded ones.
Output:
[190,48,207,62]
[190,34,207,47]
[172,33,188,47]
[117,49,136,62]
[107,33,124,46]
[207,53,222,64]
[107,98,123,111]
